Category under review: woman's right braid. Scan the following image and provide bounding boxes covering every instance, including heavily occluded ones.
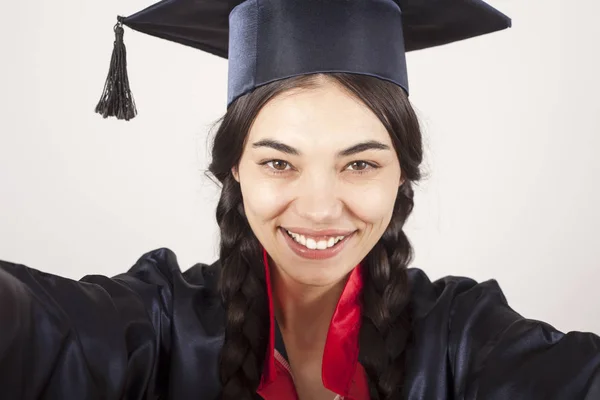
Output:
[217,174,269,400]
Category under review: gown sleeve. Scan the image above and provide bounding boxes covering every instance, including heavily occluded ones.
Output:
[0,248,222,400]
[448,277,600,399]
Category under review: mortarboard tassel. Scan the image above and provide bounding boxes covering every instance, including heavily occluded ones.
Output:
[95,17,137,121]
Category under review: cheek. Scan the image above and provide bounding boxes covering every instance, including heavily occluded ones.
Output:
[343,180,398,225]
[240,174,290,223]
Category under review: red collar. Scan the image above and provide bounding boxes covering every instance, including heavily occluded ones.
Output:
[257,248,369,399]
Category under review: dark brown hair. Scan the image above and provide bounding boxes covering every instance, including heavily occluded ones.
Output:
[207,72,423,399]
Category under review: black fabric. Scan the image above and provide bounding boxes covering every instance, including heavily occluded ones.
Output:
[1,248,599,399]
[274,318,289,362]
[119,0,511,107]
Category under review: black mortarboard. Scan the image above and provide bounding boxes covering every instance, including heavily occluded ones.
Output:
[95,0,511,121]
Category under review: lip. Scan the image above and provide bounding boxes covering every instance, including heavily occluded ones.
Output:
[279,227,355,260]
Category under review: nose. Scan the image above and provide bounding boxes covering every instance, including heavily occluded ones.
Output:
[293,171,343,224]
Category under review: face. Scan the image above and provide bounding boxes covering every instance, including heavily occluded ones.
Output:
[233,78,403,288]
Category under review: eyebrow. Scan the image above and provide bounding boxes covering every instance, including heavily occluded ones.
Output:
[251,139,390,157]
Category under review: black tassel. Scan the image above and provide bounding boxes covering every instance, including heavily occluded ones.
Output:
[95,16,137,121]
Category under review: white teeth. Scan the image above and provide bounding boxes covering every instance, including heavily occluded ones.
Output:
[285,229,347,250]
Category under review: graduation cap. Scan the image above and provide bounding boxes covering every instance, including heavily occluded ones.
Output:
[94,0,511,121]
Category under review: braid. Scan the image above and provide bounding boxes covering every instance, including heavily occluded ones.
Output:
[216,174,269,400]
[359,181,416,400]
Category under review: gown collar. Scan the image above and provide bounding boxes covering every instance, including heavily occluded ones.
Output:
[257,248,368,398]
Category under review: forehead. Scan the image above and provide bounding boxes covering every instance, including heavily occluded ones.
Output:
[247,81,392,148]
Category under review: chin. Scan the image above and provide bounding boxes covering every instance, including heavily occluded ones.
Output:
[280,260,353,288]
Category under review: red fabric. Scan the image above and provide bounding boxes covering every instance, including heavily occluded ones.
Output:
[258,249,277,390]
[257,248,370,400]
[257,351,298,400]
[322,263,364,397]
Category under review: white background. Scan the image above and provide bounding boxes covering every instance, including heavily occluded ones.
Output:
[0,0,598,334]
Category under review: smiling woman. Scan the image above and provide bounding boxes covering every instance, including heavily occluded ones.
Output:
[211,73,420,399]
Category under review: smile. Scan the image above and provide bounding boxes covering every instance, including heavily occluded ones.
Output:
[283,228,346,250]
[279,227,356,260]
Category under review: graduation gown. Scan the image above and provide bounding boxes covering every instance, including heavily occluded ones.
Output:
[1,247,599,399]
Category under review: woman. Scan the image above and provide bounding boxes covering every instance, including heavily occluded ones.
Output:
[1,0,599,399]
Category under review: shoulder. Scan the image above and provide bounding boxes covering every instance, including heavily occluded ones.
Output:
[406,266,536,365]
[406,266,491,320]
[112,247,221,291]
[71,248,224,329]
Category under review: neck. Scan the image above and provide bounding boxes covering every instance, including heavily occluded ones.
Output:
[270,262,349,348]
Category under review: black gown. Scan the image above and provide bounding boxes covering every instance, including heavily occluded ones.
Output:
[1,247,599,399]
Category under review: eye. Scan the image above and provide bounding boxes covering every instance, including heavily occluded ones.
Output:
[346,160,377,172]
[259,159,293,174]
[268,160,290,171]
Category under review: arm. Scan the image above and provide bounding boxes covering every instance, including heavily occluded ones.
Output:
[448,278,600,400]
[0,249,176,399]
